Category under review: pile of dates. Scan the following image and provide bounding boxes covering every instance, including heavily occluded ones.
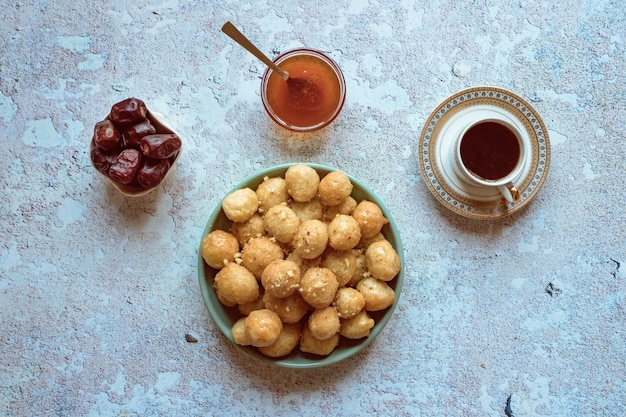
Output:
[90,98,181,190]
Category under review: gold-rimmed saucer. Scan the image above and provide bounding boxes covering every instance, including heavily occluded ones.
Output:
[418,86,550,219]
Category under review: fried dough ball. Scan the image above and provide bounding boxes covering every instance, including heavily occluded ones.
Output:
[356,231,385,250]
[357,276,396,311]
[322,196,357,221]
[231,213,265,247]
[285,164,320,202]
[289,198,323,222]
[201,230,240,269]
[214,263,260,305]
[321,249,357,287]
[318,171,353,207]
[256,176,289,214]
[238,293,265,316]
[244,309,283,347]
[258,322,302,357]
[263,204,300,244]
[352,200,389,238]
[308,306,340,340]
[292,219,328,260]
[300,325,340,356]
[340,309,375,339]
[365,239,401,282]
[263,292,311,324]
[328,214,361,251]
[261,260,301,298]
[346,253,368,287]
[222,187,259,223]
[241,236,284,278]
[333,287,365,319]
[231,317,251,346]
[299,267,339,309]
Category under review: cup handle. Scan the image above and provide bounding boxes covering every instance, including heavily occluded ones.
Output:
[498,183,520,204]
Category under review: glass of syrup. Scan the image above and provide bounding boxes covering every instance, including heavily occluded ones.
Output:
[261,49,346,132]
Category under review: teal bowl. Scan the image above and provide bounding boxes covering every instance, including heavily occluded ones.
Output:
[198,163,404,368]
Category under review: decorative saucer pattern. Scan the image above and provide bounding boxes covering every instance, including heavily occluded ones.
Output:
[418,86,550,219]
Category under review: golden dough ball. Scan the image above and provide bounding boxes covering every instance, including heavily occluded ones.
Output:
[352,200,389,238]
[256,177,289,214]
[289,198,323,222]
[340,309,375,339]
[321,249,357,287]
[258,322,302,358]
[308,306,340,341]
[263,292,311,324]
[357,276,396,311]
[292,219,328,260]
[222,187,259,223]
[261,260,301,298]
[322,196,357,221]
[214,263,260,305]
[328,214,361,251]
[318,171,353,207]
[231,213,265,247]
[299,267,339,309]
[263,204,301,244]
[241,236,284,278]
[231,317,252,346]
[201,230,240,269]
[238,293,265,316]
[285,164,320,202]
[300,325,340,356]
[346,253,368,287]
[244,309,283,347]
[365,239,401,282]
[217,291,237,307]
[333,287,365,319]
[356,231,385,250]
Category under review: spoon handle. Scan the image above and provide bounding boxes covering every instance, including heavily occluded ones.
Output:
[221,22,289,81]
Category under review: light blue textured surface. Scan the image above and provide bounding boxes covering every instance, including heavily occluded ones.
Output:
[1,1,624,416]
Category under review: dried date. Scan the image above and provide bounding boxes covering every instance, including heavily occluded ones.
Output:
[139,133,181,159]
[109,148,142,185]
[93,120,122,151]
[123,121,157,149]
[90,147,117,175]
[110,98,147,126]
[136,158,171,189]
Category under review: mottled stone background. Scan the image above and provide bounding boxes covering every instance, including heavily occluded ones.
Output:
[1,1,624,416]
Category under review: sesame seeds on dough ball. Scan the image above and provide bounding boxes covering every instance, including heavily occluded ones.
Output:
[244,309,283,347]
[214,262,260,305]
[201,230,240,269]
[352,200,389,238]
[231,213,265,247]
[256,177,289,214]
[357,276,396,311]
[299,267,339,309]
[300,325,340,356]
[222,187,259,223]
[258,322,302,358]
[339,309,375,339]
[307,306,340,341]
[292,219,328,260]
[285,164,320,203]
[365,239,401,282]
[319,171,353,207]
[333,287,365,319]
[263,204,301,244]
[261,259,301,298]
[241,236,284,278]
[328,214,361,251]
[321,249,357,287]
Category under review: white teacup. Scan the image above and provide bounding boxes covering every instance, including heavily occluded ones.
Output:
[451,115,529,203]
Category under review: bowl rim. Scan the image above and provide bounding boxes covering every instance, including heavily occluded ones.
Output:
[197,163,404,369]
